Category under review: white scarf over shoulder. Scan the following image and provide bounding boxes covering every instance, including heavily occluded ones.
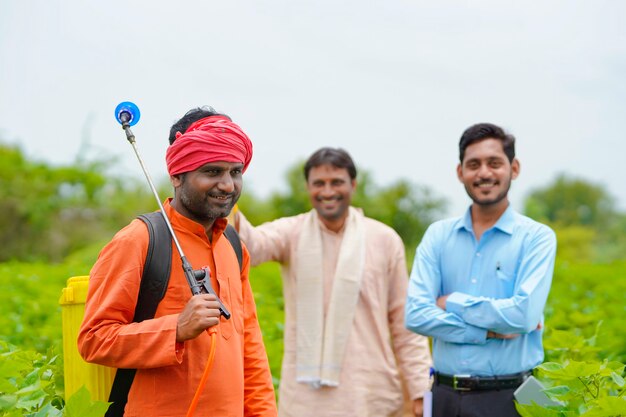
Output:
[295,207,365,388]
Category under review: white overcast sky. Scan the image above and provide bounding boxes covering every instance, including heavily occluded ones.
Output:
[1,1,625,217]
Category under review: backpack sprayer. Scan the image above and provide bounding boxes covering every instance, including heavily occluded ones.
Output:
[114,101,230,416]
[115,101,230,317]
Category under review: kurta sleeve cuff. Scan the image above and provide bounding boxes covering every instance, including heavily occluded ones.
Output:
[411,392,425,400]
[405,371,431,400]
[159,314,184,364]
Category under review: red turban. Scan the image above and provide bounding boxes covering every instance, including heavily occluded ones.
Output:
[165,115,253,176]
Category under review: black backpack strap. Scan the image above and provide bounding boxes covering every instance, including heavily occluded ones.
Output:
[134,212,173,322]
[224,224,243,272]
[105,212,173,417]
[105,369,136,417]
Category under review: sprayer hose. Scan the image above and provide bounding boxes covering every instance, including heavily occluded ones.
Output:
[186,329,218,417]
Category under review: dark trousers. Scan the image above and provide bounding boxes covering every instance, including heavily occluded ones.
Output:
[432,384,521,417]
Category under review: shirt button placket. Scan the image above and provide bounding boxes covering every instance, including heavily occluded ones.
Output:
[472,252,481,284]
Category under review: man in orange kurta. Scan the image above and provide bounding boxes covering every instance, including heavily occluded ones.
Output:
[78,107,277,417]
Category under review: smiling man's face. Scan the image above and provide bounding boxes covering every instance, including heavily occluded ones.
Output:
[457,138,519,209]
[306,163,356,230]
[172,161,243,225]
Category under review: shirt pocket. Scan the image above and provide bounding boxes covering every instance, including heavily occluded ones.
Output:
[496,267,513,281]
[494,262,516,295]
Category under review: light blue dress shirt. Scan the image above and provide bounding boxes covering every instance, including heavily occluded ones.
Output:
[405,205,556,376]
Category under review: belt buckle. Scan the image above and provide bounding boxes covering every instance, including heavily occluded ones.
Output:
[453,374,472,391]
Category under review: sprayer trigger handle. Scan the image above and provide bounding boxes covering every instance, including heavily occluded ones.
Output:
[193,269,207,280]
[197,268,231,320]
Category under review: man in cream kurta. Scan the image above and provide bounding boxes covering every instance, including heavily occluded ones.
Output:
[236,147,431,417]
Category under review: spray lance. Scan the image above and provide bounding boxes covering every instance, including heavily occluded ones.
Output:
[114,102,229,416]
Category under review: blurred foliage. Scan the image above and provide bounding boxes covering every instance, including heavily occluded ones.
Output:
[544,261,626,364]
[249,263,285,391]
[550,226,597,264]
[525,174,626,264]
[524,260,626,415]
[0,142,174,263]
[524,174,616,228]
[265,162,313,219]
[0,261,88,355]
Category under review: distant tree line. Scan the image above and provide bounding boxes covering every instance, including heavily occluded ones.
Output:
[0,143,158,262]
[1,142,624,264]
[524,174,626,263]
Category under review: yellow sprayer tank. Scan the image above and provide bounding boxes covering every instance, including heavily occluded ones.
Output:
[59,276,115,401]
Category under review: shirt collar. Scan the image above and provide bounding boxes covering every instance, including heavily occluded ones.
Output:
[492,205,515,235]
[455,204,515,236]
[457,207,473,233]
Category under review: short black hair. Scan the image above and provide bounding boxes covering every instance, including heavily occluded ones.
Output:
[168,106,230,145]
[459,123,516,163]
[303,147,357,180]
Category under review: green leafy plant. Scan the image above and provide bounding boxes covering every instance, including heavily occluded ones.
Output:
[516,359,625,416]
[0,342,60,416]
[516,325,626,416]
[62,387,110,417]
[0,342,109,416]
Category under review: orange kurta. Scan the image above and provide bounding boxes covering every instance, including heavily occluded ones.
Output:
[78,200,277,417]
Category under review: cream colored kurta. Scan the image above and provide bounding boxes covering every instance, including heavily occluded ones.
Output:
[238,209,432,417]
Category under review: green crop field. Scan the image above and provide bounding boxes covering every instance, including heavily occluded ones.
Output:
[1,251,625,415]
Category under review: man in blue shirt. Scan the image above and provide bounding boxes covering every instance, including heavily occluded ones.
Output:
[405,123,557,417]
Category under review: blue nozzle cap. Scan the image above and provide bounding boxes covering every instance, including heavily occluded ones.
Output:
[115,101,141,126]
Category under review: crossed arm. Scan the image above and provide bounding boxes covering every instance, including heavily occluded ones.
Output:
[405,225,557,344]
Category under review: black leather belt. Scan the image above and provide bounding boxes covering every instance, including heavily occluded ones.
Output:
[434,371,531,391]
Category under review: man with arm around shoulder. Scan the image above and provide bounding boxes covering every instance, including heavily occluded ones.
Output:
[237,147,432,417]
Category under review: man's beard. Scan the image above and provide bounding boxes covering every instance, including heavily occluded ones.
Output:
[179,185,239,222]
[465,178,511,207]
[314,195,349,222]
